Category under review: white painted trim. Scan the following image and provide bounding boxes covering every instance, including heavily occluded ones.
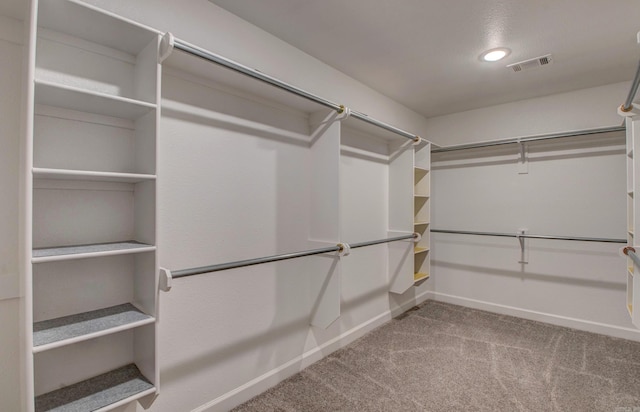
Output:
[192,289,431,412]
[428,291,640,342]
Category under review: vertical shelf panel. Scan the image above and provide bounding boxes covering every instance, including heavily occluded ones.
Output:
[388,140,414,294]
[627,116,640,328]
[308,110,342,328]
[414,141,431,285]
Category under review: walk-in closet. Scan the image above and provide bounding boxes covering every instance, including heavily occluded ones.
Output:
[2,0,640,411]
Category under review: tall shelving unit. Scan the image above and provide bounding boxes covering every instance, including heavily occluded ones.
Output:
[386,136,431,294]
[414,141,431,284]
[23,0,161,410]
[626,116,640,328]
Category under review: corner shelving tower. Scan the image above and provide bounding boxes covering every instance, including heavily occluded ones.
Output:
[414,141,431,284]
[22,0,161,410]
[387,137,431,294]
[626,116,640,328]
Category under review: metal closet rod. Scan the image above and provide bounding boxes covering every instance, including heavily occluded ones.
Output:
[621,58,640,112]
[431,125,625,153]
[172,38,420,142]
[431,229,626,244]
[170,234,416,279]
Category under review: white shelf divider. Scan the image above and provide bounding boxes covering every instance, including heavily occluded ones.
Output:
[32,241,155,263]
[33,168,156,183]
[34,364,155,412]
[33,303,154,353]
[34,80,155,120]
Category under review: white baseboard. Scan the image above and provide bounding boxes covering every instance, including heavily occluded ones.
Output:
[427,291,640,342]
[193,289,431,412]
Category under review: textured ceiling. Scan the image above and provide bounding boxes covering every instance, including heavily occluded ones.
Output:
[211,0,640,118]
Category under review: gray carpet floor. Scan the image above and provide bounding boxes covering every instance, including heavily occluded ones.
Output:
[233,300,640,411]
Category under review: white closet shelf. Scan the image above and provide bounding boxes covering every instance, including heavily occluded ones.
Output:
[32,241,155,263]
[35,80,156,120]
[414,221,430,226]
[38,0,158,55]
[34,363,155,412]
[414,247,429,255]
[33,168,157,183]
[414,194,429,199]
[33,303,154,352]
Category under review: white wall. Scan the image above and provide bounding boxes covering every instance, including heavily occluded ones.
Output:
[0,12,25,412]
[426,81,629,146]
[429,92,640,340]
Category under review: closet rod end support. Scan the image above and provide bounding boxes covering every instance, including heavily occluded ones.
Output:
[337,243,351,257]
[159,267,173,292]
[618,103,640,117]
[159,32,175,63]
[623,246,636,256]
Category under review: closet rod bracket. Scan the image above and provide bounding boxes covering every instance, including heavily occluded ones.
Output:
[337,243,351,257]
[517,229,528,264]
[159,268,173,292]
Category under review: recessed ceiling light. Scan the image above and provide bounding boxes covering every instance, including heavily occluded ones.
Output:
[480,48,511,62]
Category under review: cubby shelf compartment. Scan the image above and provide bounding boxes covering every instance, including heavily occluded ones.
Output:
[414,247,429,255]
[34,364,155,412]
[32,241,155,263]
[414,272,430,282]
[34,80,155,120]
[33,303,154,352]
[33,168,156,183]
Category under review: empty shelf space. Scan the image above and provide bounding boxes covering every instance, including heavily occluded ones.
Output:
[33,241,155,263]
[414,247,429,255]
[414,272,430,282]
[33,303,154,351]
[629,304,633,316]
[414,166,429,174]
[35,80,156,120]
[34,363,154,412]
[33,168,156,183]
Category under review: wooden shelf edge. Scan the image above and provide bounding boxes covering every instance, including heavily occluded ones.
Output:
[414,272,430,282]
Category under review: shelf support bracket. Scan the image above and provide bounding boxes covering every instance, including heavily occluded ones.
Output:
[518,140,528,174]
[517,229,528,264]
[159,268,173,292]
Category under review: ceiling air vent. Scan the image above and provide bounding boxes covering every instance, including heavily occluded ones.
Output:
[507,54,553,72]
